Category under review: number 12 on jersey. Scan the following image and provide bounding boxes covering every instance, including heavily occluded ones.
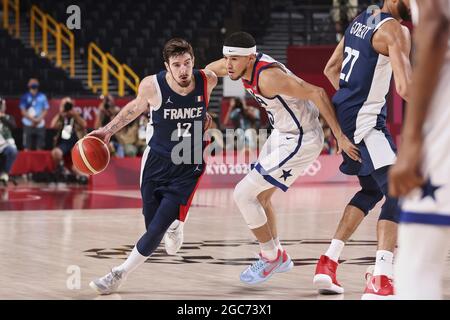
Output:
[340,47,360,82]
[177,122,192,137]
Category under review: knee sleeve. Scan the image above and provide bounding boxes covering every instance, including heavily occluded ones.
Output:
[372,166,399,222]
[379,196,399,222]
[349,175,384,215]
[233,171,271,229]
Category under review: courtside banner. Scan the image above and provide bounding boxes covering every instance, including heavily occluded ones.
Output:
[90,154,356,189]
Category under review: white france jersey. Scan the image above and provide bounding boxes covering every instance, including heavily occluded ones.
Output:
[241,53,320,134]
[401,0,450,224]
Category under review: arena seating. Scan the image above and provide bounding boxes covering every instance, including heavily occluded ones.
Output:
[20,0,236,79]
[0,28,91,97]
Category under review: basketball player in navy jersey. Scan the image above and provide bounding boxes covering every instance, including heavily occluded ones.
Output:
[313,0,412,299]
[87,38,217,294]
[390,0,450,299]
[206,32,360,285]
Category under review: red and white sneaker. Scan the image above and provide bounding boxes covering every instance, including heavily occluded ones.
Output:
[361,269,395,300]
[313,255,344,294]
[276,250,294,273]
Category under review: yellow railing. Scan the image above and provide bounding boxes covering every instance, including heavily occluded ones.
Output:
[88,42,140,97]
[88,43,108,95]
[123,64,140,96]
[30,5,46,54]
[60,24,75,77]
[44,14,60,63]
[106,53,125,97]
[2,0,20,38]
[30,5,75,77]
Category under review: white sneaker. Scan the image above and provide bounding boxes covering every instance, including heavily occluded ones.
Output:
[164,221,184,255]
[89,269,126,295]
[0,173,9,183]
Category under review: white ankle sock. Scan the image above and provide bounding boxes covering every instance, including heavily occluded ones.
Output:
[273,237,283,251]
[325,239,345,262]
[260,239,278,261]
[114,246,148,276]
[374,250,394,277]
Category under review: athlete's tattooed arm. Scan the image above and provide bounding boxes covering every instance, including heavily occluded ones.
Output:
[88,76,158,144]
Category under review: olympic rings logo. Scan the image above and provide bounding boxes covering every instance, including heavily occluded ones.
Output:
[299,160,322,176]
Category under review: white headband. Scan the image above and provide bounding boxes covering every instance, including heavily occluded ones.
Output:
[222,46,256,56]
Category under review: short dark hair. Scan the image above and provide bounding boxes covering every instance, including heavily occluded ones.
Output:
[224,32,256,48]
[163,38,194,63]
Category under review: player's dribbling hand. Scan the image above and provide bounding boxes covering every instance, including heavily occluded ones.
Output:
[388,138,424,197]
[336,134,361,162]
[87,128,112,145]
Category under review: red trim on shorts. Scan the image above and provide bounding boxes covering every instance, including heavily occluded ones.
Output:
[179,70,210,222]
[178,172,204,222]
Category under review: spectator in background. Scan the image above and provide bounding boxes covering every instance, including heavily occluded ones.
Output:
[116,120,139,157]
[19,78,49,150]
[0,97,18,184]
[224,97,261,150]
[115,114,150,157]
[95,94,121,156]
[136,114,149,156]
[331,0,359,42]
[50,97,87,183]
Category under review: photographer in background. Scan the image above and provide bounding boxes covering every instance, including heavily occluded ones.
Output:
[94,94,121,156]
[50,97,87,183]
[0,97,18,184]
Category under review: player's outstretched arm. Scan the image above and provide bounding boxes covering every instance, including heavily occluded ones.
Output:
[258,68,361,162]
[89,76,158,144]
[205,58,228,77]
[201,68,219,97]
[389,0,450,197]
[324,37,345,90]
[201,68,219,130]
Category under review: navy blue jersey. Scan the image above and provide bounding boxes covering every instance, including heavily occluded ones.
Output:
[148,70,208,163]
[332,12,395,144]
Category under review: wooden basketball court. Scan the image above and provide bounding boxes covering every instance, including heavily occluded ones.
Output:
[0,183,449,299]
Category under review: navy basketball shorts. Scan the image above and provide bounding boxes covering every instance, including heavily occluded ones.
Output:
[140,148,204,221]
[340,127,397,176]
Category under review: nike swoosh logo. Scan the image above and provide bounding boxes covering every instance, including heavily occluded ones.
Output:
[286,137,294,140]
[262,263,279,277]
[370,281,379,293]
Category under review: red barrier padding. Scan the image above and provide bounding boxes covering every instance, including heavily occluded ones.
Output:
[10,150,55,175]
[90,153,356,189]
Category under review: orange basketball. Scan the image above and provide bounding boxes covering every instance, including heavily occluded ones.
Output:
[71,136,110,175]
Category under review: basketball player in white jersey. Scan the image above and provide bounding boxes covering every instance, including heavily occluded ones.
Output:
[389,0,450,299]
[206,32,360,284]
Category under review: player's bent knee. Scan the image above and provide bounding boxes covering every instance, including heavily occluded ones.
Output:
[349,189,384,216]
[379,196,399,223]
[233,178,268,229]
